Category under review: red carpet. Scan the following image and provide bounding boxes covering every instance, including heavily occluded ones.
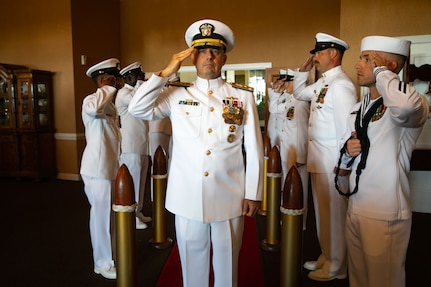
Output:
[156,216,265,287]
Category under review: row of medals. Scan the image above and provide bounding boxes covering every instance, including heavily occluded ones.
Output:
[222,98,243,143]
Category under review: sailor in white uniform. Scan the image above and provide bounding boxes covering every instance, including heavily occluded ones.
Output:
[337,36,429,287]
[268,69,310,229]
[115,62,151,230]
[128,19,263,287]
[80,58,121,280]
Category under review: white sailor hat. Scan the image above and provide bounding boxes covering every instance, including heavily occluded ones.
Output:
[185,19,235,53]
[361,36,411,57]
[310,32,349,54]
[277,69,295,81]
[86,58,120,78]
[120,62,145,77]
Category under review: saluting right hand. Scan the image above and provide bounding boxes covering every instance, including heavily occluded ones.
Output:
[160,47,195,78]
[299,55,314,72]
[271,79,284,93]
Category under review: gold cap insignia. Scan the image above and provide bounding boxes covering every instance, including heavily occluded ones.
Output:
[200,23,213,37]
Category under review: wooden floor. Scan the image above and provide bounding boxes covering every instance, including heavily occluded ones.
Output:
[1,177,430,287]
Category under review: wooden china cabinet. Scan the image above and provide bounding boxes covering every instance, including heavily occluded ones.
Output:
[0,63,56,180]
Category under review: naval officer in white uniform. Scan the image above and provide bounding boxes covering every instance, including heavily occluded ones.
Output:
[80,58,121,280]
[115,62,151,230]
[293,33,357,281]
[128,19,263,287]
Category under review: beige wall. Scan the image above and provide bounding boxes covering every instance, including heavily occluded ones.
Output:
[0,0,120,180]
[0,0,77,178]
[341,0,431,92]
[0,0,430,180]
[1,0,74,130]
[68,0,121,179]
[120,0,341,71]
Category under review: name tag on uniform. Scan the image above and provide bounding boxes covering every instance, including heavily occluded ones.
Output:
[179,99,200,106]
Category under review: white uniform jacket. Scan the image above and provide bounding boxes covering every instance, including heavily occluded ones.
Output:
[269,90,310,167]
[128,75,264,223]
[294,66,357,173]
[116,81,149,155]
[267,88,287,147]
[339,68,429,221]
[80,85,121,180]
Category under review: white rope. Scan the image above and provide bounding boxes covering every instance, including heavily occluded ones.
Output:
[280,206,304,216]
[267,172,283,178]
[152,173,168,179]
[112,203,137,212]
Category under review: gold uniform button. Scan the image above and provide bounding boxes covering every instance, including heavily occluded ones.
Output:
[185,111,189,115]
[309,138,312,142]
[208,128,213,133]
[209,107,214,112]
[206,150,211,155]
[208,90,213,95]
[204,171,209,177]
[227,134,236,143]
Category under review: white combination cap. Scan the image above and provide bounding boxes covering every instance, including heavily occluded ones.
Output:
[310,32,349,54]
[120,62,144,76]
[86,58,120,78]
[278,69,294,81]
[185,19,235,53]
[361,36,411,57]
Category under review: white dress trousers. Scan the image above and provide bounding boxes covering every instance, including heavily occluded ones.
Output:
[82,175,115,270]
[175,215,244,287]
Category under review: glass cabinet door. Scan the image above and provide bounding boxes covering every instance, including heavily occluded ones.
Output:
[0,77,14,128]
[17,79,33,128]
[36,82,50,127]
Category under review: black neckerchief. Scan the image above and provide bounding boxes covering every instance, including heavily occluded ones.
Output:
[335,96,384,197]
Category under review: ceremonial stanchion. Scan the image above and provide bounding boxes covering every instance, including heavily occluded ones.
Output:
[149,146,173,249]
[261,146,282,251]
[258,134,271,216]
[280,166,304,287]
[113,164,137,287]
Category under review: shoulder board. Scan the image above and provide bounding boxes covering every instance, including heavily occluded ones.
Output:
[228,82,254,92]
[167,81,193,87]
